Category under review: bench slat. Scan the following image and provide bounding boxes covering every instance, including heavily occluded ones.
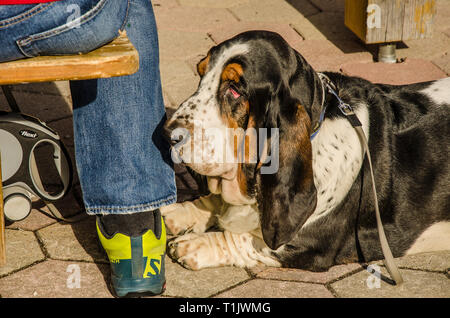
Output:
[0,32,139,85]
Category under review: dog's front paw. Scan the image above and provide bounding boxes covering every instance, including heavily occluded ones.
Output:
[168,232,231,270]
[160,204,191,235]
[160,203,210,235]
[160,197,218,235]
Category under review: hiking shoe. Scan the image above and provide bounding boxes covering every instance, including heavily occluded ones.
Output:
[96,214,166,297]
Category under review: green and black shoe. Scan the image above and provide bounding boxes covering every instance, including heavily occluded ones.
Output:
[96,212,166,297]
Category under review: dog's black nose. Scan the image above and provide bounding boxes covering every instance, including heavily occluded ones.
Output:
[163,120,189,146]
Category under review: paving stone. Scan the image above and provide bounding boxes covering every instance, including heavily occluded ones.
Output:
[152,0,179,9]
[209,22,304,46]
[9,81,71,98]
[331,267,450,298]
[306,12,361,41]
[215,279,334,298]
[154,5,238,33]
[6,209,57,232]
[0,90,72,122]
[229,0,316,23]
[34,187,85,221]
[160,58,200,107]
[292,38,366,56]
[443,28,450,38]
[163,89,177,109]
[0,260,112,298]
[294,35,369,55]
[432,52,450,75]
[163,79,199,108]
[290,16,328,40]
[37,216,108,263]
[377,251,450,273]
[177,0,251,8]
[0,229,45,277]
[309,0,345,12]
[313,54,373,72]
[291,40,373,72]
[256,263,363,284]
[160,58,197,84]
[246,264,267,276]
[397,31,450,61]
[157,29,215,60]
[341,58,447,85]
[283,0,321,17]
[164,258,250,297]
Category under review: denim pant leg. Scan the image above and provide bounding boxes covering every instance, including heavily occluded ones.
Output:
[70,0,177,215]
[0,0,128,62]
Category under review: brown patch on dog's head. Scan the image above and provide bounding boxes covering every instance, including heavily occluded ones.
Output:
[279,104,313,179]
[221,63,244,83]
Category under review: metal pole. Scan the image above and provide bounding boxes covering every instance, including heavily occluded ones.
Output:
[378,43,397,63]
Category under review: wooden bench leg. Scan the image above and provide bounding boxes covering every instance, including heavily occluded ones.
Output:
[0,153,6,266]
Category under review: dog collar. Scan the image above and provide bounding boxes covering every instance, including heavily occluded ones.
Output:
[310,73,328,141]
[310,73,362,140]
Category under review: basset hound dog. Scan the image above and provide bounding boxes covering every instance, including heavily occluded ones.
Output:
[162,31,450,271]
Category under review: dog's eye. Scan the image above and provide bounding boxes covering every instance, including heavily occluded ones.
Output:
[228,86,241,99]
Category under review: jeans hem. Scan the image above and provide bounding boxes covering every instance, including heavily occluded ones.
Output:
[85,195,177,215]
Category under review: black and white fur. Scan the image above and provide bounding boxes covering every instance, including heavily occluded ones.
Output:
[162,31,450,271]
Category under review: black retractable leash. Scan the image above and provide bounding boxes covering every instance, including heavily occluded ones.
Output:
[316,73,404,285]
[0,85,73,223]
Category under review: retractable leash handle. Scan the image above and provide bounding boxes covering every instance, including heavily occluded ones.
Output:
[0,112,73,222]
[335,92,404,286]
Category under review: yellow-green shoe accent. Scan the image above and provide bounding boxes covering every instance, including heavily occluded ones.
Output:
[96,216,166,297]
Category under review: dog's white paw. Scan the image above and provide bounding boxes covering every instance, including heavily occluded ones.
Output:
[160,204,192,235]
[160,195,223,236]
[160,202,213,236]
[168,232,232,270]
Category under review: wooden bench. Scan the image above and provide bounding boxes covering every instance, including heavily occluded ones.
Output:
[0,32,139,266]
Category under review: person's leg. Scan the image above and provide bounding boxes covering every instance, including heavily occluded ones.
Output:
[0,2,176,212]
[70,0,176,296]
[70,0,176,219]
[0,0,176,297]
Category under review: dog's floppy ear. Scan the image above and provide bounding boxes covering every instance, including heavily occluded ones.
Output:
[257,84,317,250]
[197,53,211,77]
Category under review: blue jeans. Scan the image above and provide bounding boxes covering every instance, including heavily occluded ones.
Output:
[0,0,177,215]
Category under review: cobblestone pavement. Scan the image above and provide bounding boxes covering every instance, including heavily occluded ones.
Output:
[0,0,449,298]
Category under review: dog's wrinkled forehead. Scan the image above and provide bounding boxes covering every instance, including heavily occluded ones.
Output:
[198,42,250,82]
